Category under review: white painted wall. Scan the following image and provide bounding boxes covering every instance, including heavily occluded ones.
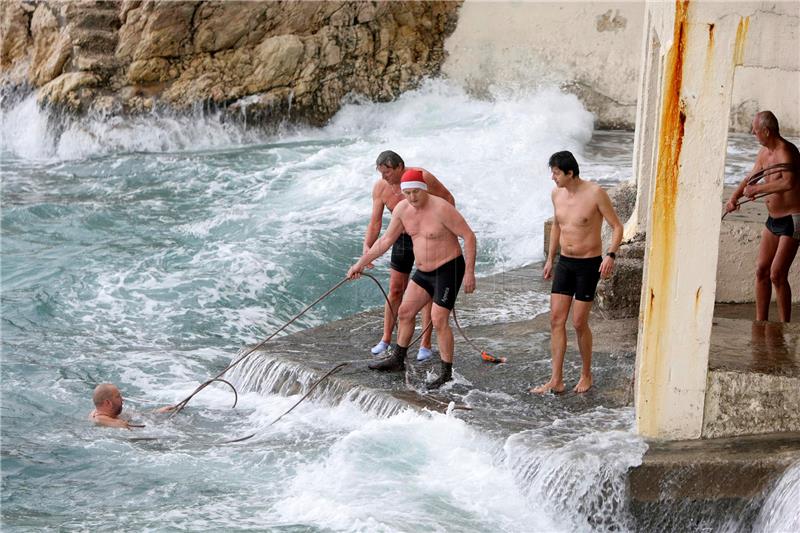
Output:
[443,1,800,134]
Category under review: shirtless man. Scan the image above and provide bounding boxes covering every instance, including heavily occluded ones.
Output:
[725,111,800,322]
[89,383,173,429]
[348,169,476,389]
[531,151,623,394]
[364,151,455,361]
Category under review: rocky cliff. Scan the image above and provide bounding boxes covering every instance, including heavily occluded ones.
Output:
[0,0,461,126]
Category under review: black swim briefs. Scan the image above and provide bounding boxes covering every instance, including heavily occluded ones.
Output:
[551,255,603,302]
[765,215,800,240]
[390,233,415,274]
[411,255,465,310]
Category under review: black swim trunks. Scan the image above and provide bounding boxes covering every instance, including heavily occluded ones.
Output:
[551,255,603,302]
[765,215,800,240]
[411,255,465,310]
[390,233,415,274]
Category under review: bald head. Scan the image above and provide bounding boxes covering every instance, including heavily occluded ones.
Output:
[756,111,779,135]
[93,383,123,418]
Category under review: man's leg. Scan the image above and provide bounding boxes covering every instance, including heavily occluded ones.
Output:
[430,303,454,362]
[530,293,572,394]
[426,303,456,389]
[396,281,432,346]
[417,301,435,361]
[572,300,594,393]
[370,281,429,371]
[373,269,409,354]
[755,229,779,321]
[770,236,800,322]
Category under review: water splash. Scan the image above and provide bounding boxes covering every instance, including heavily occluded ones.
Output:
[753,461,800,532]
[505,407,647,532]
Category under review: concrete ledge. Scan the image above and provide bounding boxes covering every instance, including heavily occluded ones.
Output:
[703,318,800,438]
[630,432,800,501]
[703,370,800,438]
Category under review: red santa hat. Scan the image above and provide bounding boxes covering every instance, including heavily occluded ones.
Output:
[400,169,427,191]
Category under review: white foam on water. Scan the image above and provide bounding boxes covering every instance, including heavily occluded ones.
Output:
[2,80,643,531]
[273,408,554,532]
[504,407,647,532]
[753,461,800,533]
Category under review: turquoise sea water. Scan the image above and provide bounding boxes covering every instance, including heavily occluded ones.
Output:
[1,81,796,531]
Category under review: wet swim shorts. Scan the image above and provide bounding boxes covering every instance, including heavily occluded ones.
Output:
[551,255,603,302]
[765,215,800,240]
[411,255,465,310]
[390,233,415,274]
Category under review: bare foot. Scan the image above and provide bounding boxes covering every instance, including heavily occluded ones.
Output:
[529,381,565,394]
[574,375,593,393]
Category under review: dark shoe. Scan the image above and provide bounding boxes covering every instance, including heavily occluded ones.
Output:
[426,361,453,390]
[368,345,406,372]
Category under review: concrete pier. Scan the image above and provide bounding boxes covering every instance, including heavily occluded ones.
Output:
[242,263,800,507]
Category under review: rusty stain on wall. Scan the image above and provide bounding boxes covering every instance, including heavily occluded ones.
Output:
[638,0,690,434]
[695,286,702,314]
[733,16,749,66]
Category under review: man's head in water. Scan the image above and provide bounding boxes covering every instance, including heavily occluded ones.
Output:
[752,111,780,147]
[376,150,405,185]
[93,383,123,417]
[548,150,580,187]
[400,169,428,207]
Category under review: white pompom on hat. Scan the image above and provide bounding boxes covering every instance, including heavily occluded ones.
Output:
[400,169,427,191]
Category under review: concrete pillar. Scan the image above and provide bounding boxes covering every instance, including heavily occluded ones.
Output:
[626,9,662,239]
[634,1,749,439]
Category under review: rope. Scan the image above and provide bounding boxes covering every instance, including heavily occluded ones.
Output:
[170,273,393,416]
[451,308,484,354]
[722,192,772,220]
[221,362,348,444]
[746,162,793,185]
[722,163,793,220]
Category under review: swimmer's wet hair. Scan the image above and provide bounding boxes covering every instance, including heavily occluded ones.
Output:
[376,150,404,169]
[549,150,580,177]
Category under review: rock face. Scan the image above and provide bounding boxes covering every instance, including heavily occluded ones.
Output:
[0,0,461,125]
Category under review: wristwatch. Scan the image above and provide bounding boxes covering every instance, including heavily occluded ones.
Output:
[606,252,616,259]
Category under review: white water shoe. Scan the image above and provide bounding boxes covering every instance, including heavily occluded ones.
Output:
[371,340,390,355]
[417,346,433,362]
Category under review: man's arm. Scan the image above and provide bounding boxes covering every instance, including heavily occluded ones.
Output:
[421,169,456,206]
[726,159,763,212]
[543,190,560,280]
[744,149,797,198]
[597,187,623,279]
[441,204,477,293]
[363,181,386,261]
[348,204,407,279]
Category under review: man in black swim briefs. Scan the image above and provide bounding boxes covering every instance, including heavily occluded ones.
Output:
[348,169,476,389]
[363,151,455,361]
[531,151,623,395]
[726,111,800,322]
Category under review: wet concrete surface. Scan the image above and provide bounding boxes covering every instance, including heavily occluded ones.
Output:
[250,261,800,502]
[253,264,638,439]
[709,316,800,376]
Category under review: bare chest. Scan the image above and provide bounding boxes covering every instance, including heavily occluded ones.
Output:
[379,185,405,212]
[554,195,599,228]
[402,211,446,240]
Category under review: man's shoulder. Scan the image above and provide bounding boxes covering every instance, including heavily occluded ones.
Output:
[777,139,800,161]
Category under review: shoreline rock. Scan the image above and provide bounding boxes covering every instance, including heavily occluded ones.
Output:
[1,0,462,128]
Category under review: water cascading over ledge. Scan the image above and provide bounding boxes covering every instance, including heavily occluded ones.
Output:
[227,352,410,420]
